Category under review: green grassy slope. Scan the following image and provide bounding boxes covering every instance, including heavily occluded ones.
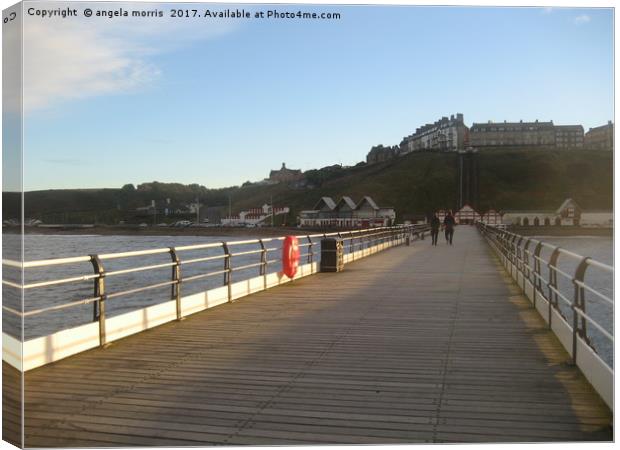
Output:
[477,148,612,211]
[5,148,612,223]
[233,148,612,220]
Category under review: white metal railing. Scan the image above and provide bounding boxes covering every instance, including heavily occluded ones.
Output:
[3,225,429,349]
[477,222,613,409]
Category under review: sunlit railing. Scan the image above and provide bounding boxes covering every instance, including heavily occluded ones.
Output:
[478,222,613,408]
[3,225,429,348]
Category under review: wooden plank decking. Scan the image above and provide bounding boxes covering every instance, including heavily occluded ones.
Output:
[9,227,613,446]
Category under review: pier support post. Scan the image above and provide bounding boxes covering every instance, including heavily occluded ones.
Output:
[306,236,313,265]
[533,242,543,309]
[572,257,591,365]
[222,243,232,302]
[547,247,561,330]
[348,231,354,260]
[259,240,267,289]
[169,247,183,321]
[89,255,107,348]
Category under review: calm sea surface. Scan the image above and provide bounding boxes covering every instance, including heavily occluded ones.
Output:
[4,234,287,340]
[2,233,613,365]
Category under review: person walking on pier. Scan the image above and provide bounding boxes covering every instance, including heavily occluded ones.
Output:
[430,213,440,246]
[444,210,456,245]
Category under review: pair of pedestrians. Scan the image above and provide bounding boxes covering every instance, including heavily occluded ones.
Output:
[430,211,455,246]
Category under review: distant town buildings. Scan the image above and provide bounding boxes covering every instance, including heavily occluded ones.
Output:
[584,121,614,151]
[269,163,303,183]
[298,196,396,228]
[221,203,290,227]
[134,198,201,218]
[366,115,610,164]
[400,113,468,153]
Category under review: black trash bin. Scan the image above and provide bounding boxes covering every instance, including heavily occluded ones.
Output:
[320,238,344,272]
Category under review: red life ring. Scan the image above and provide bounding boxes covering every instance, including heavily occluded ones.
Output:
[282,236,300,278]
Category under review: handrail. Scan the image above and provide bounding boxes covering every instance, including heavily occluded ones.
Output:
[477,222,613,370]
[5,224,429,348]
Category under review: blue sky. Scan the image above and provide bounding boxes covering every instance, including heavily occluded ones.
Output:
[12,3,615,191]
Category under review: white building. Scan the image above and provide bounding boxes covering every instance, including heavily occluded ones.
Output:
[454,204,481,224]
[502,199,610,227]
[298,196,396,228]
[480,209,504,225]
[222,204,290,226]
[580,212,613,228]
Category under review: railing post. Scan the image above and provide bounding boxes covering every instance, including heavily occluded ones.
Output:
[306,236,313,265]
[258,240,267,276]
[169,247,183,321]
[533,242,543,309]
[510,235,518,271]
[523,238,532,282]
[362,231,367,256]
[547,247,561,330]
[572,257,591,365]
[349,231,354,261]
[89,255,107,348]
[222,242,232,302]
[497,230,506,261]
[259,239,267,288]
[515,237,524,273]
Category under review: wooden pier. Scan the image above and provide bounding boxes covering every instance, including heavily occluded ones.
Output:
[6,227,613,446]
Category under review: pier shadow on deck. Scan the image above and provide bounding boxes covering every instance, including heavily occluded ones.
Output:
[10,227,612,446]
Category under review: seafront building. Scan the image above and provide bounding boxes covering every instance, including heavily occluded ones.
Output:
[221,203,289,226]
[502,198,612,227]
[454,204,481,225]
[437,206,500,225]
[437,199,611,228]
[480,209,504,225]
[298,196,396,227]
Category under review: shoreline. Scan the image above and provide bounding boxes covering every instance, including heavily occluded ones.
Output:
[3,225,612,238]
[4,225,346,237]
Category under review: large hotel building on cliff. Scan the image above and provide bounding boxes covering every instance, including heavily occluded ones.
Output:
[469,120,584,148]
[399,113,469,153]
[584,121,614,151]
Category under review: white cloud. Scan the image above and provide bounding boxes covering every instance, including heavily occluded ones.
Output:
[21,2,240,113]
[574,14,591,25]
[23,21,160,111]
